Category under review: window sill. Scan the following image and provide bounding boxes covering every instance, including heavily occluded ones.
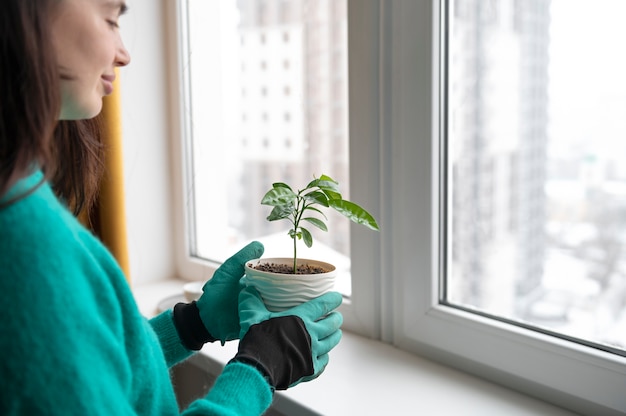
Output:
[134,279,576,416]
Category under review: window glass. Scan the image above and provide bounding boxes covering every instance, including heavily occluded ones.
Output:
[445,0,626,353]
[183,0,352,294]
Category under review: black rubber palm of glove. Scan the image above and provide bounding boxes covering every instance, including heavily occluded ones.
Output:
[232,316,313,390]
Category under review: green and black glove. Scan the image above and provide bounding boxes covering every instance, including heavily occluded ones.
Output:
[231,286,343,390]
[173,241,264,349]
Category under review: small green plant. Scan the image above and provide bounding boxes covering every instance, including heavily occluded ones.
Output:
[260,174,379,274]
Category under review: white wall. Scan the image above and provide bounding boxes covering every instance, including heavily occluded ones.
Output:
[119,0,175,285]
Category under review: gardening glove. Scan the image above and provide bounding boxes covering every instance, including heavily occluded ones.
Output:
[230,286,343,390]
[173,241,264,349]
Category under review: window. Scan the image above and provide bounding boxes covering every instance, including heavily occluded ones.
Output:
[172,0,625,413]
[178,0,356,298]
[389,1,625,413]
[445,0,626,355]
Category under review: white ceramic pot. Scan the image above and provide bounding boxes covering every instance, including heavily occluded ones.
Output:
[244,257,337,312]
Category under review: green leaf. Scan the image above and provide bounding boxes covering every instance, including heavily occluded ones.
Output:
[317,180,340,194]
[304,190,329,207]
[316,175,341,199]
[272,182,292,191]
[303,217,328,231]
[301,227,313,247]
[321,188,342,200]
[303,206,328,220]
[328,199,380,231]
[267,204,293,221]
[319,174,337,184]
[304,178,321,190]
[261,187,296,206]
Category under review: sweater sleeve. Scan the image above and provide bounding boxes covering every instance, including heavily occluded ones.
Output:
[149,309,195,367]
[149,312,274,415]
[182,362,273,416]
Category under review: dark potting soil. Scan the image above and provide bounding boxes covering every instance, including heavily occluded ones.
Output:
[251,262,329,275]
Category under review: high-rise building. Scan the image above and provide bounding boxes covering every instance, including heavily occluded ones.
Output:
[235,0,350,254]
[448,0,551,317]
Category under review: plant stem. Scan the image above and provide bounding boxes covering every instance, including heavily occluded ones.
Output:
[292,194,303,274]
[293,232,297,274]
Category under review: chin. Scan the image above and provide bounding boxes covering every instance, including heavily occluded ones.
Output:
[80,100,104,119]
[85,107,104,120]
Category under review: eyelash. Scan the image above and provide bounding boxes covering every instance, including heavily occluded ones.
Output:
[107,20,120,29]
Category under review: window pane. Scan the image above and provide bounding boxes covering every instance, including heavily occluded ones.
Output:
[446,0,626,353]
[184,0,351,294]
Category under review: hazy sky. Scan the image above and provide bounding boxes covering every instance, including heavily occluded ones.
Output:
[548,0,626,159]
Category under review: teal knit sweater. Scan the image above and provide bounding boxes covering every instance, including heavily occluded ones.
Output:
[0,171,272,415]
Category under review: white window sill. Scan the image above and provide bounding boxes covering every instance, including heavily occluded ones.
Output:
[134,279,576,416]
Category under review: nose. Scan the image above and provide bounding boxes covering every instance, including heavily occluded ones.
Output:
[115,39,131,67]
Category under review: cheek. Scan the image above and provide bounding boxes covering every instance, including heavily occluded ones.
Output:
[58,78,104,120]
[63,23,114,73]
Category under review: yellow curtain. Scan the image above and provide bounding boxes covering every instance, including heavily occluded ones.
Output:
[92,70,131,283]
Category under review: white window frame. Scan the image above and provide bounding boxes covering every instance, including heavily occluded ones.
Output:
[381,1,626,414]
[167,0,626,413]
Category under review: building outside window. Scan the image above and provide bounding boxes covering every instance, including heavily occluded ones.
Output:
[446,0,626,353]
[183,0,352,295]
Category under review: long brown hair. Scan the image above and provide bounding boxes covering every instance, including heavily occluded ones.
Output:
[0,0,104,215]
[51,118,105,215]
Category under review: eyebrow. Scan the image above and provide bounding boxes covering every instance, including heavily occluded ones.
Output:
[106,1,129,16]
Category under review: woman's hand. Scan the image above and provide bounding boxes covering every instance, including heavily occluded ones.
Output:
[195,241,264,344]
[232,286,343,390]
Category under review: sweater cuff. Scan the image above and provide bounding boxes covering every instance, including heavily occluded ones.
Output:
[149,310,195,367]
[184,362,272,416]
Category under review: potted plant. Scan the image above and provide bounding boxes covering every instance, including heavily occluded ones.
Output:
[244,174,379,311]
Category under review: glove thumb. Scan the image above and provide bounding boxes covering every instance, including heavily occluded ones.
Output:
[238,286,270,337]
[205,241,264,289]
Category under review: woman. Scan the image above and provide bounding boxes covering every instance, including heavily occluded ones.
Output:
[0,1,343,415]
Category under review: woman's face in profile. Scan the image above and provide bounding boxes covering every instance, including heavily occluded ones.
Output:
[50,0,130,120]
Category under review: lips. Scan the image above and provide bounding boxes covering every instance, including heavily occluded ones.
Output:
[101,74,116,95]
